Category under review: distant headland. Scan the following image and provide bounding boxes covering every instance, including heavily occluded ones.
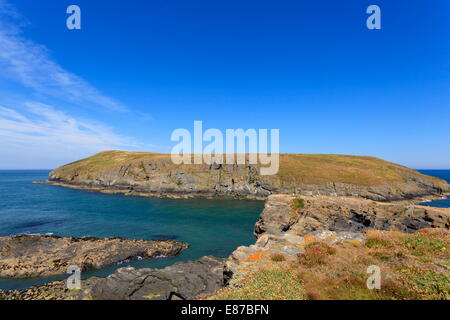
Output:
[43,150,449,202]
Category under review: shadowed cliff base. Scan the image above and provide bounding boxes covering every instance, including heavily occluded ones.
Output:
[44,151,449,202]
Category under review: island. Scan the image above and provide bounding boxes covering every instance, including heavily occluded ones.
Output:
[43,151,449,201]
[2,151,449,300]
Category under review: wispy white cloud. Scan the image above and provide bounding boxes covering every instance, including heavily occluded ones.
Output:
[0,102,139,149]
[0,1,153,168]
[0,102,142,168]
[0,1,128,112]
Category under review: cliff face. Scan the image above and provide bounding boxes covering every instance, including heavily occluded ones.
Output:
[254,195,450,238]
[47,151,449,201]
[224,194,450,288]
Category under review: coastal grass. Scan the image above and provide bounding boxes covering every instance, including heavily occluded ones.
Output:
[292,197,305,209]
[214,268,305,300]
[51,151,448,188]
[277,154,442,186]
[299,242,337,267]
[289,197,305,221]
[270,253,287,262]
[212,229,450,300]
[58,151,166,175]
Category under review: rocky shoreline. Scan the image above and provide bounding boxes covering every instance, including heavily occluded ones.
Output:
[0,256,225,300]
[34,180,267,200]
[35,180,450,204]
[0,235,188,278]
[44,151,450,202]
[224,195,450,286]
[1,194,449,300]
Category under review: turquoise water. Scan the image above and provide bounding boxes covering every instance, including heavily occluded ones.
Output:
[0,170,264,290]
[418,170,450,208]
[1,169,449,290]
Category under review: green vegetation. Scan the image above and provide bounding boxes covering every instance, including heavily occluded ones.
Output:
[213,229,450,300]
[290,197,305,221]
[175,180,183,186]
[292,197,305,209]
[277,154,446,187]
[399,266,449,299]
[138,162,147,173]
[142,293,162,299]
[215,269,304,300]
[365,238,393,249]
[270,253,287,262]
[299,242,336,267]
[51,151,448,190]
[404,235,446,256]
[57,151,166,177]
[441,262,450,269]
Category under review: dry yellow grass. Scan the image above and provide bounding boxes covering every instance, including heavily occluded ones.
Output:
[212,229,450,300]
[213,267,305,300]
[53,151,447,188]
[278,154,433,186]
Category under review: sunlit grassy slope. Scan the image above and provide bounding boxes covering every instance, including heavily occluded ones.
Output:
[54,150,447,188]
[213,229,450,300]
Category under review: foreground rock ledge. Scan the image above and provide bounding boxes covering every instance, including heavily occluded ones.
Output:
[2,194,449,300]
[1,256,225,300]
[0,235,188,278]
[225,194,450,286]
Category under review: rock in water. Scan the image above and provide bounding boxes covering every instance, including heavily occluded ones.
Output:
[86,256,225,300]
[0,235,188,278]
[0,256,225,300]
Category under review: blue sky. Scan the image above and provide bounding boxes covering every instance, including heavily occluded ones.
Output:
[0,0,449,169]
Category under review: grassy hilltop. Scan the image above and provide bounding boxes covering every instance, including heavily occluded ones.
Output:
[49,151,449,201]
[56,151,445,187]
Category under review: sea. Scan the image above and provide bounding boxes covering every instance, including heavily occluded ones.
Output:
[417,170,450,208]
[0,170,263,290]
[0,169,448,290]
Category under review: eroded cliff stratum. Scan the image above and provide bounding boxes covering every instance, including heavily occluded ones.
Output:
[47,151,449,201]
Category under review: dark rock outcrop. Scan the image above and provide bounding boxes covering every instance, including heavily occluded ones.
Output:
[0,278,100,300]
[0,256,225,300]
[0,235,188,278]
[87,256,225,300]
[254,195,450,237]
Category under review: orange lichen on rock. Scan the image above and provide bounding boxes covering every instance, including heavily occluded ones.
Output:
[244,251,269,262]
[214,227,450,300]
[343,239,362,245]
[366,230,405,237]
[304,235,316,243]
[417,228,448,235]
